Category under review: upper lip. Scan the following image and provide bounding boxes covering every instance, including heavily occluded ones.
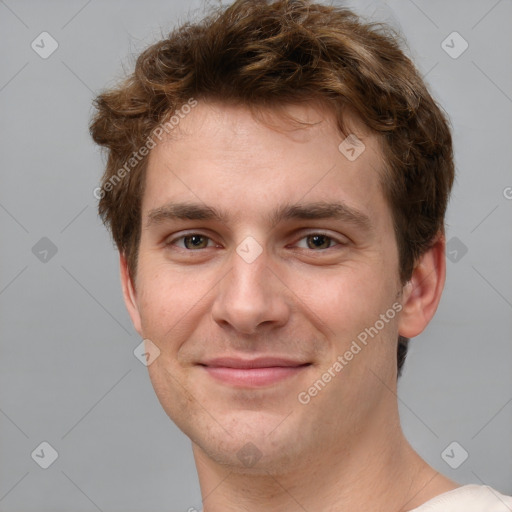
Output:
[200,357,311,369]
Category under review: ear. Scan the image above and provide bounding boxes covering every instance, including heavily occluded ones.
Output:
[398,232,446,338]
[120,252,143,337]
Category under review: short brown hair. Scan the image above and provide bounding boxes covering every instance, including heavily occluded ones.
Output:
[90,0,454,375]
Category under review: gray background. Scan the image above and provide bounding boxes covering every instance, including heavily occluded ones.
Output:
[1,0,511,510]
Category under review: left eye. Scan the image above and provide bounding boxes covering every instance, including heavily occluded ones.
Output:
[295,234,340,250]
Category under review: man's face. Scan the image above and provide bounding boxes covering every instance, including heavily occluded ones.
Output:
[124,100,406,472]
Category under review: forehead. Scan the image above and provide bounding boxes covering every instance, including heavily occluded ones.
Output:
[142,100,388,227]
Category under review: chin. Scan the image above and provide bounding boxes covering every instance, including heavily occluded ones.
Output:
[187,410,308,475]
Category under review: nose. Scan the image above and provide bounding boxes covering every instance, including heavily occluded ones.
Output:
[211,246,290,335]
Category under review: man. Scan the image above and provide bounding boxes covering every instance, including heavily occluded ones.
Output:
[90,1,512,510]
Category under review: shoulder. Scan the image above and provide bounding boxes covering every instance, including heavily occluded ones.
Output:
[410,484,512,512]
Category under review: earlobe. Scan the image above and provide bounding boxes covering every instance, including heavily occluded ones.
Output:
[397,233,446,338]
[119,253,143,336]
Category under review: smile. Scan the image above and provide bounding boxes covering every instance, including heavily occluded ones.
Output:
[199,357,312,387]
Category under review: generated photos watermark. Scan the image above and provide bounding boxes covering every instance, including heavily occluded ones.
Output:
[298,301,403,404]
[93,97,198,200]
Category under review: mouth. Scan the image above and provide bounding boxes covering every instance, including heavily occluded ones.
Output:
[198,357,312,387]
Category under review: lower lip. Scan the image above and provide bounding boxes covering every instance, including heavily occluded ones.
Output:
[202,365,310,387]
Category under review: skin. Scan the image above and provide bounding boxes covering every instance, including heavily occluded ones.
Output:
[120,100,458,511]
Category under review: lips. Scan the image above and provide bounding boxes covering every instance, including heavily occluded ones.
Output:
[199,357,311,387]
[201,357,310,369]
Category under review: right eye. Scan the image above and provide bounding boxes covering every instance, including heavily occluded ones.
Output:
[166,233,216,250]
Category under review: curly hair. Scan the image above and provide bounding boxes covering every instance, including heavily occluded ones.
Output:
[89,0,454,375]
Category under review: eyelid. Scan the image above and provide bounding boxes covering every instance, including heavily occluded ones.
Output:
[290,230,349,249]
[164,231,219,248]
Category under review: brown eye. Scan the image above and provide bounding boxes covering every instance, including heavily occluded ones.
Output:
[182,235,210,249]
[305,234,334,250]
[167,234,214,250]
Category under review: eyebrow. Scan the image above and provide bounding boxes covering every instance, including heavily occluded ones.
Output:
[146,201,373,232]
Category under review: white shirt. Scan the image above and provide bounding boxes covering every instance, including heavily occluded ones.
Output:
[410,484,512,511]
[197,484,512,511]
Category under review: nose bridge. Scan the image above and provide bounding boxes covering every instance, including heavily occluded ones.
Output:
[211,242,289,334]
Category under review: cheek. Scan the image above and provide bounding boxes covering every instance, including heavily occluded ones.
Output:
[135,260,218,355]
[303,261,400,363]
[306,263,393,321]
[136,266,187,340]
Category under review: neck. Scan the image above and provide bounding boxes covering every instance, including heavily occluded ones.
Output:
[192,398,458,512]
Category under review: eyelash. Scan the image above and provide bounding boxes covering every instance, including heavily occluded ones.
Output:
[165,232,346,251]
